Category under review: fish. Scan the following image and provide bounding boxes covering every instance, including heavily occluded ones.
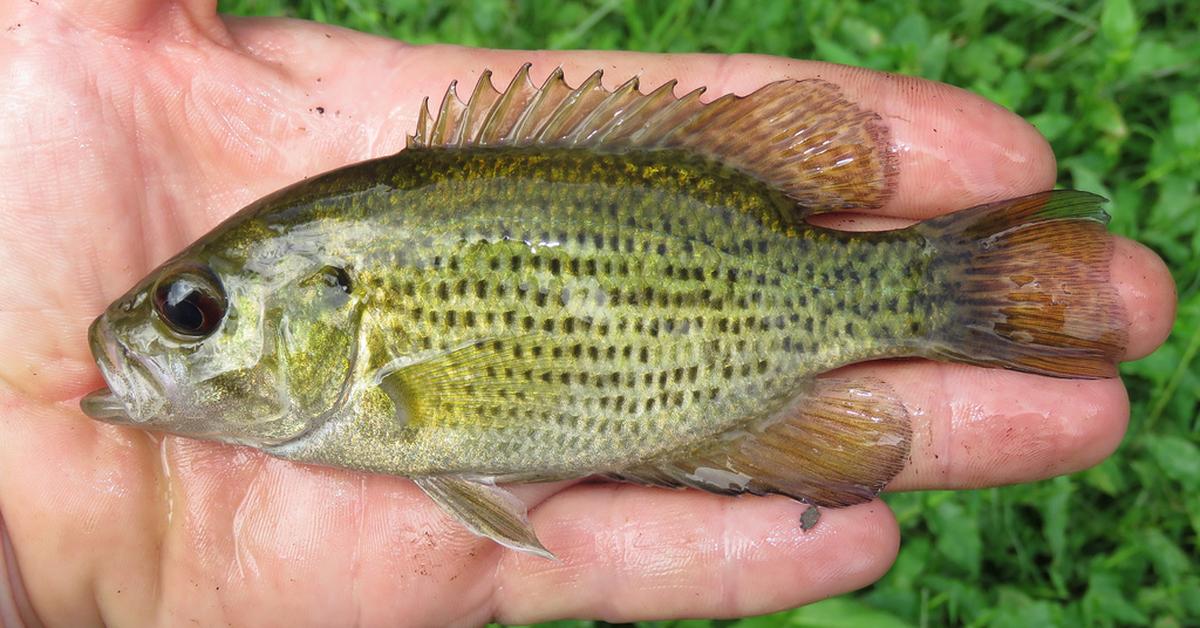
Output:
[81,65,1126,558]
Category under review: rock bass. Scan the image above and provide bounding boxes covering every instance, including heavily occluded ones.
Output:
[81,65,1126,558]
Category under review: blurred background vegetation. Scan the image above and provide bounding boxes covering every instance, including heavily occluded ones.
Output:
[219,1,1198,626]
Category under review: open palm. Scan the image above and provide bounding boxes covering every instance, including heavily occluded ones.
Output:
[0,1,1175,625]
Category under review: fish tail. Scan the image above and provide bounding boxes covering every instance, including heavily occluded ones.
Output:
[915,190,1127,378]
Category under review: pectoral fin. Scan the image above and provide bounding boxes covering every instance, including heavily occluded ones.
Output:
[608,377,911,507]
[414,475,554,560]
[377,335,574,430]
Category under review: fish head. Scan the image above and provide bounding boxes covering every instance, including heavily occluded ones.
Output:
[81,221,363,447]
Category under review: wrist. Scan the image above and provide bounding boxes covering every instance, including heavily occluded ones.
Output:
[0,509,41,628]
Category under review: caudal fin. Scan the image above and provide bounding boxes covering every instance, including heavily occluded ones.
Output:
[916,190,1127,378]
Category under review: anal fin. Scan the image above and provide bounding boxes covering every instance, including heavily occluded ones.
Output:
[414,476,555,560]
[609,378,911,507]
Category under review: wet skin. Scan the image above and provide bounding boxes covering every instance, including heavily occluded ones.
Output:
[0,1,1176,626]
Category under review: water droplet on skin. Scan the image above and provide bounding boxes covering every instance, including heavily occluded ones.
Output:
[158,435,175,528]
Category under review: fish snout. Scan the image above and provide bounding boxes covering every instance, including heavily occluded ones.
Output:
[80,316,168,424]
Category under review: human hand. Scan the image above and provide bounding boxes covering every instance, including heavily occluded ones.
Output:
[0,1,1176,625]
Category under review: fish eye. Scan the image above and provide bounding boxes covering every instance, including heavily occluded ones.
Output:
[152,266,227,338]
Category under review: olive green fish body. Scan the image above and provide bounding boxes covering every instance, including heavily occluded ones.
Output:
[245,147,932,478]
[83,66,1125,557]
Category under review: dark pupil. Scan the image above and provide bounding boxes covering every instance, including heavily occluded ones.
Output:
[155,275,224,337]
[164,285,205,331]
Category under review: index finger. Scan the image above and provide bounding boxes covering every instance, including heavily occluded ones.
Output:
[221,26,1055,220]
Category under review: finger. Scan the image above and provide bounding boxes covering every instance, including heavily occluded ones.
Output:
[1111,238,1178,360]
[841,359,1130,491]
[492,484,898,623]
[217,21,1055,219]
[9,0,230,43]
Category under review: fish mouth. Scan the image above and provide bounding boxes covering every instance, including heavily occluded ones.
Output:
[81,318,168,423]
[80,386,127,420]
[82,317,132,422]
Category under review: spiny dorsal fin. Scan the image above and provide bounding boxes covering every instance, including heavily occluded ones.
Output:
[407,64,898,212]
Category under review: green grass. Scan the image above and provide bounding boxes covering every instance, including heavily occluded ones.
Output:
[218,1,1200,626]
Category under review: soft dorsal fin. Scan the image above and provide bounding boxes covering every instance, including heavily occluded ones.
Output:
[408,64,898,212]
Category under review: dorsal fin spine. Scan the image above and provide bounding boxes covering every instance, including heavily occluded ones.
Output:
[595,78,671,144]
[626,86,703,145]
[406,97,431,148]
[478,65,528,144]
[514,67,562,141]
[542,70,603,142]
[571,75,640,146]
[460,69,494,146]
[431,80,459,146]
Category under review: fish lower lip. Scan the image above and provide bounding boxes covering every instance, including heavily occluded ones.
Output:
[88,318,122,391]
[80,386,130,420]
[84,319,134,422]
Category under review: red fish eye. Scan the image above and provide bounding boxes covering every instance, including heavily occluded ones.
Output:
[153,267,227,338]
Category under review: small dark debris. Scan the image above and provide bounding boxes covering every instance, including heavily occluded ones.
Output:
[316,77,322,82]
[316,106,325,115]
[324,32,332,38]
[800,505,821,531]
